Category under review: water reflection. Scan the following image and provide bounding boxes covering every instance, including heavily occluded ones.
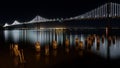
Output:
[35,52,41,62]
[45,55,49,64]
[102,35,105,43]
[45,45,49,56]
[13,56,25,68]
[78,50,83,56]
[65,38,69,47]
[52,40,57,49]
[52,49,57,57]
[4,30,9,41]
[12,30,20,43]
[3,29,120,59]
[65,47,70,54]
[13,56,19,67]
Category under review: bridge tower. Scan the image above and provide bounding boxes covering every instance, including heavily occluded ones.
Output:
[106,2,111,62]
[105,2,113,37]
[107,2,111,28]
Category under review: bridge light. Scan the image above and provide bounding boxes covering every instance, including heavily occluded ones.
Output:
[50,19,52,21]
[61,18,63,20]
[115,13,116,16]
[81,16,84,19]
[95,15,97,18]
[109,14,111,17]
[53,19,56,21]
[103,14,105,17]
[70,17,73,20]
[3,23,10,27]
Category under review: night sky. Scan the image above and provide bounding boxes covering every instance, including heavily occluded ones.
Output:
[0,0,119,26]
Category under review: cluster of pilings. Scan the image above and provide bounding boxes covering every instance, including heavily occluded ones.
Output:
[84,34,116,50]
[9,34,116,66]
[10,44,25,66]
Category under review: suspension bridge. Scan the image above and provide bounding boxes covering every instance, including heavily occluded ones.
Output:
[3,2,120,29]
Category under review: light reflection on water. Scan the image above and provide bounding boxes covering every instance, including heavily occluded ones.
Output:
[3,29,120,59]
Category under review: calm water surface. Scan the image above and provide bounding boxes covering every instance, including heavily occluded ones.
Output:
[1,29,120,68]
[3,29,120,59]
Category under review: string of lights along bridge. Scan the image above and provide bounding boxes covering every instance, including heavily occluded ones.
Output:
[3,2,120,28]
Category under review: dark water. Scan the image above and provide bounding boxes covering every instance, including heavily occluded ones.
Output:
[1,29,120,68]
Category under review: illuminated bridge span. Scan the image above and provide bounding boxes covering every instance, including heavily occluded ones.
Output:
[3,15,52,27]
[3,15,64,28]
[70,2,120,20]
[3,2,120,29]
